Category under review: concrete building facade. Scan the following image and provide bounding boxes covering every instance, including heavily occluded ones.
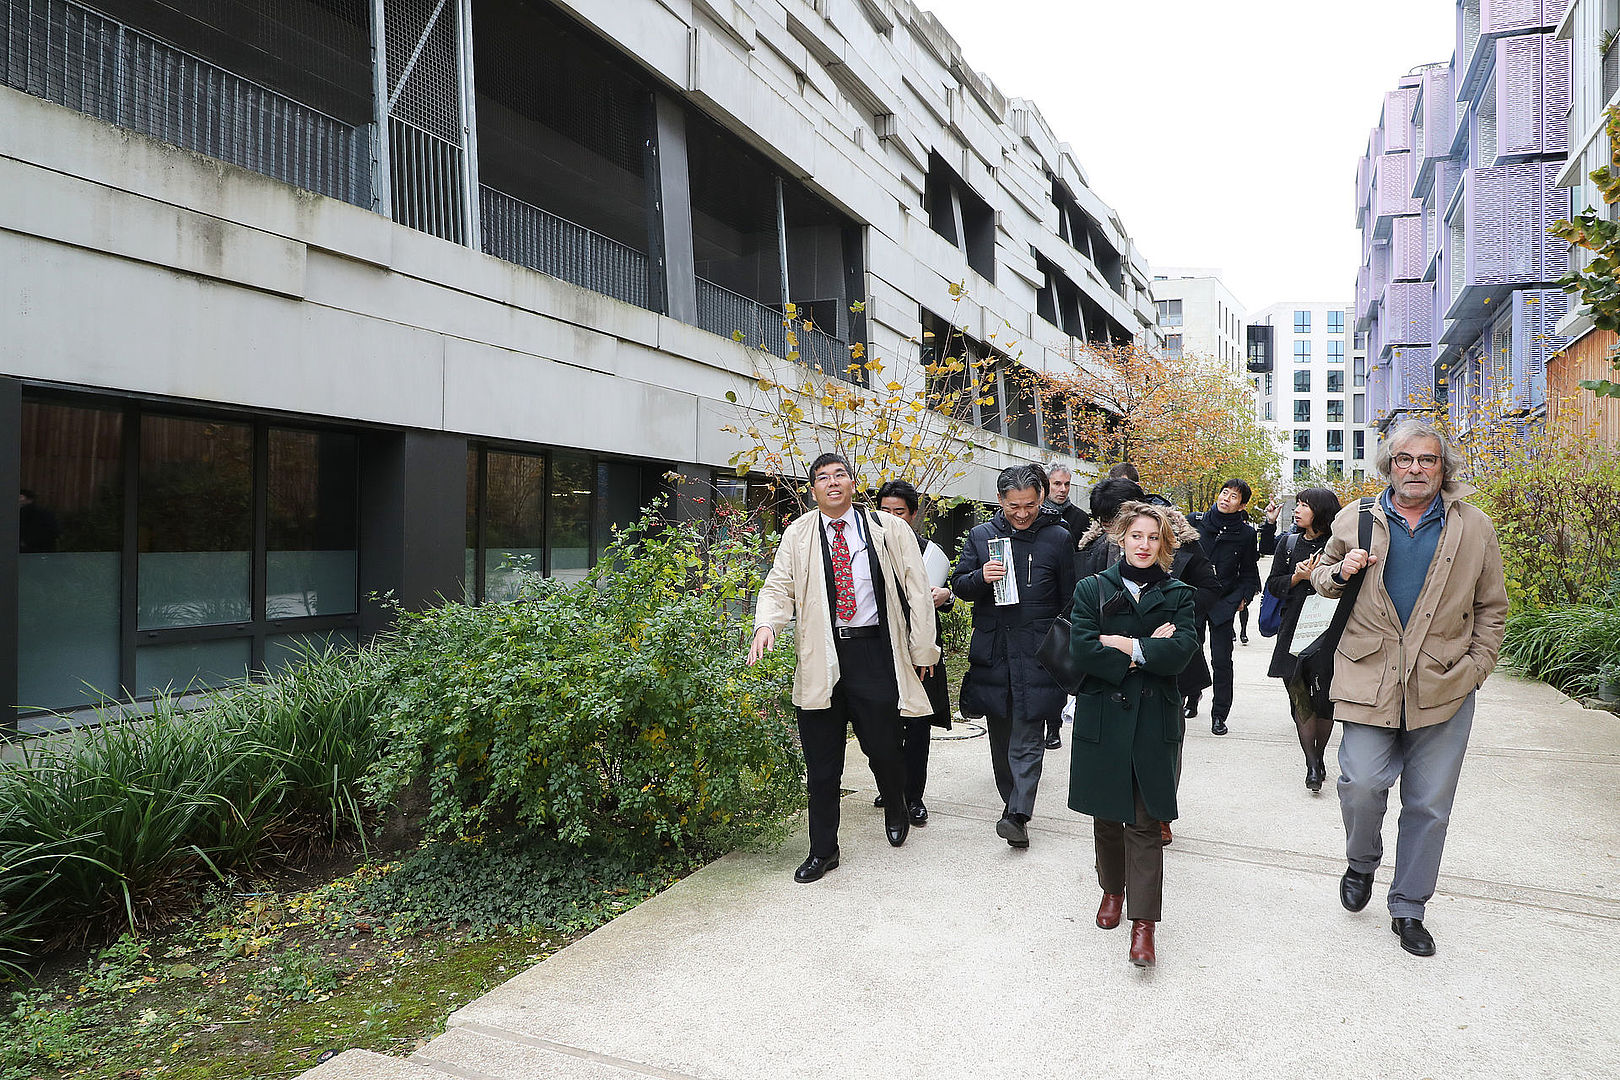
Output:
[1355,3,1573,437]
[1149,268,1247,373]
[1249,302,1367,484]
[1,0,1158,727]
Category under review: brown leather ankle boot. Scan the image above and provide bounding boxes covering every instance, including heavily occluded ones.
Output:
[1129,920,1156,967]
[1096,892,1124,929]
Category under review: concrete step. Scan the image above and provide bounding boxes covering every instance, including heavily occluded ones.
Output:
[298,1049,455,1080]
[411,1021,698,1079]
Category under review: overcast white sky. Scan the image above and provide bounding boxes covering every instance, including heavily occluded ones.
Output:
[918,0,1457,313]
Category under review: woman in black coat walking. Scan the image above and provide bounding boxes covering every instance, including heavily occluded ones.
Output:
[952,464,1078,849]
[1263,487,1343,792]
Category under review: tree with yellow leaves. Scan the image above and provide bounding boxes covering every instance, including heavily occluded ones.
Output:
[721,287,999,517]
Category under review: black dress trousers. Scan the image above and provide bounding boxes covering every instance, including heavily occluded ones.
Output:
[797,632,906,858]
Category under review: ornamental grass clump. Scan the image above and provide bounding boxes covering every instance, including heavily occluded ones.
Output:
[364,499,804,857]
[0,644,382,963]
[1502,593,1620,697]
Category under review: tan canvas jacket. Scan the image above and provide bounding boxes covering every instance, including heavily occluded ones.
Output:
[754,507,941,715]
[1310,482,1508,730]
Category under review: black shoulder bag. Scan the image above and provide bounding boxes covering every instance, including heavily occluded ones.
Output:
[1296,498,1374,720]
[1038,577,1113,696]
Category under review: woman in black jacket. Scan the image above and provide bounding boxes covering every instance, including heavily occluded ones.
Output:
[952,464,1078,849]
[1263,487,1343,792]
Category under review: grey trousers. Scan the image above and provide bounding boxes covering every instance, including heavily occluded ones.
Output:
[1338,693,1476,920]
[985,707,1048,818]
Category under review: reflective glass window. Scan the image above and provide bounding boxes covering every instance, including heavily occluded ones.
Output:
[483,451,546,602]
[266,429,358,618]
[548,452,595,583]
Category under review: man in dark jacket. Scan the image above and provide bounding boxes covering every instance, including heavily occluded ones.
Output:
[951,464,1078,849]
[1044,463,1091,541]
[1187,478,1262,735]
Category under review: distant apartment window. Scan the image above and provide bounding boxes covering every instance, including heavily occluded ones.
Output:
[1157,299,1184,327]
[1264,372,1274,396]
[1294,399,1311,422]
[1327,371,1344,394]
[925,152,996,282]
[1328,310,1345,334]
[1354,467,1366,482]
[1294,459,1311,479]
[1327,399,1345,423]
[1354,356,1367,387]
[1328,340,1345,364]
[1294,310,1311,334]
[1327,430,1344,453]
[1294,341,1311,364]
[1264,402,1274,421]
[1294,370,1311,393]
[1354,430,1367,459]
[1294,429,1311,452]
[1166,334,1183,358]
[1328,460,1344,479]
[1354,330,1367,349]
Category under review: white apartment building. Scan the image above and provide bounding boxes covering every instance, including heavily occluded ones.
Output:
[1150,268,1248,372]
[1251,302,1371,484]
[1,0,1158,727]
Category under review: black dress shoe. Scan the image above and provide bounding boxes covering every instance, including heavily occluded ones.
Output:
[908,801,928,826]
[873,793,885,808]
[885,811,909,847]
[1045,733,1062,750]
[996,813,1030,848]
[794,852,839,883]
[1183,702,1199,719]
[1240,634,1249,645]
[1340,867,1374,912]
[1210,717,1229,736]
[1392,917,1436,956]
[1305,760,1324,792]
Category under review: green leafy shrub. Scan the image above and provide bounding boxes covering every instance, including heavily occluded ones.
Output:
[1475,445,1620,609]
[364,501,803,855]
[349,831,697,935]
[1501,596,1620,695]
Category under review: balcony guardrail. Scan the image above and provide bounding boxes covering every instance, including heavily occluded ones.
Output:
[479,187,649,310]
[1,0,368,206]
[695,277,858,383]
[1604,33,1620,104]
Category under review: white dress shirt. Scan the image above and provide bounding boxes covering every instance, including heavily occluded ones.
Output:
[822,507,878,627]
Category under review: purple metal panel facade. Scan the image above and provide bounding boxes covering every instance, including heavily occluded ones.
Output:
[1510,288,1569,407]
[1393,214,1426,280]
[1543,37,1572,155]
[1464,162,1568,287]
[1497,36,1542,157]
[1386,283,1434,346]
[1375,152,1420,218]
[1481,0,1551,34]
[1422,66,1455,165]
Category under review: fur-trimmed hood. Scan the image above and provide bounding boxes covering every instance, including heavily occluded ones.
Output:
[1079,505,1199,550]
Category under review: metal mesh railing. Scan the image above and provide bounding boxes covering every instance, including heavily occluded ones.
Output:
[1,0,369,206]
[480,186,649,309]
[696,277,858,383]
[390,116,464,242]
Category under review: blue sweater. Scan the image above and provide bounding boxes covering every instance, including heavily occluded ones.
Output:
[1378,489,1445,627]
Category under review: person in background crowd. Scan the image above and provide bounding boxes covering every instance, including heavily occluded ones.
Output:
[951,464,1077,849]
[1186,479,1261,735]
[1068,501,1199,967]
[1311,420,1507,957]
[1263,487,1343,792]
[1106,463,1174,508]
[1044,463,1092,542]
[748,454,940,883]
[1075,477,1146,580]
[874,479,955,826]
[1042,463,1089,749]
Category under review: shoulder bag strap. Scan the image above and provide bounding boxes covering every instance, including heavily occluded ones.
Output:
[1319,497,1375,644]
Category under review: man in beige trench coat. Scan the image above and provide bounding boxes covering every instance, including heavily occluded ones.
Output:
[1311,419,1508,957]
[748,453,940,883]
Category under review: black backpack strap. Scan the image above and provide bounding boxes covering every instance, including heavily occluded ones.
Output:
[1300,498,1375,661]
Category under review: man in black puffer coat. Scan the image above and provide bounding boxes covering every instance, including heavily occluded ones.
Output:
[1186,478,1262,735]
[952,464,1078,850]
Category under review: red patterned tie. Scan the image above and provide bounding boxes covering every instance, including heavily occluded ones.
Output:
[829,520,856,623]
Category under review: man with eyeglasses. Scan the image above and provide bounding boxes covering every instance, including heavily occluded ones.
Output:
[1311,420,1507,958]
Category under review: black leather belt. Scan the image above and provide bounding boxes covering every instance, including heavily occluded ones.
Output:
[835,625,881,639]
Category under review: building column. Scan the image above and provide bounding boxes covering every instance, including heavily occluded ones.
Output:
[358,431,468,639]
[0,377,18,733]
[649,93,697,323]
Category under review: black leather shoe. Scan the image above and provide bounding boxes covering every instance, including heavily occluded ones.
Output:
[908,801,928,826]
[873,793,885,808]
[1045,732,1062,750]
[885,810,909,847]
[996,813,1030,848]
[1240,634,1249,645]
[1340,867,1374,912]
[1392,917,1436,956]
[1211,717,1229,736]
[1184,702,1199,719]
[794,852,838,883]
[1305,760,1324,792]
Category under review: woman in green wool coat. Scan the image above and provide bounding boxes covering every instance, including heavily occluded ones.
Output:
[1068,501,1200,969]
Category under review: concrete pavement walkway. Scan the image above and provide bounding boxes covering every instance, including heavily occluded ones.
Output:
[309,640,1620,1080]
